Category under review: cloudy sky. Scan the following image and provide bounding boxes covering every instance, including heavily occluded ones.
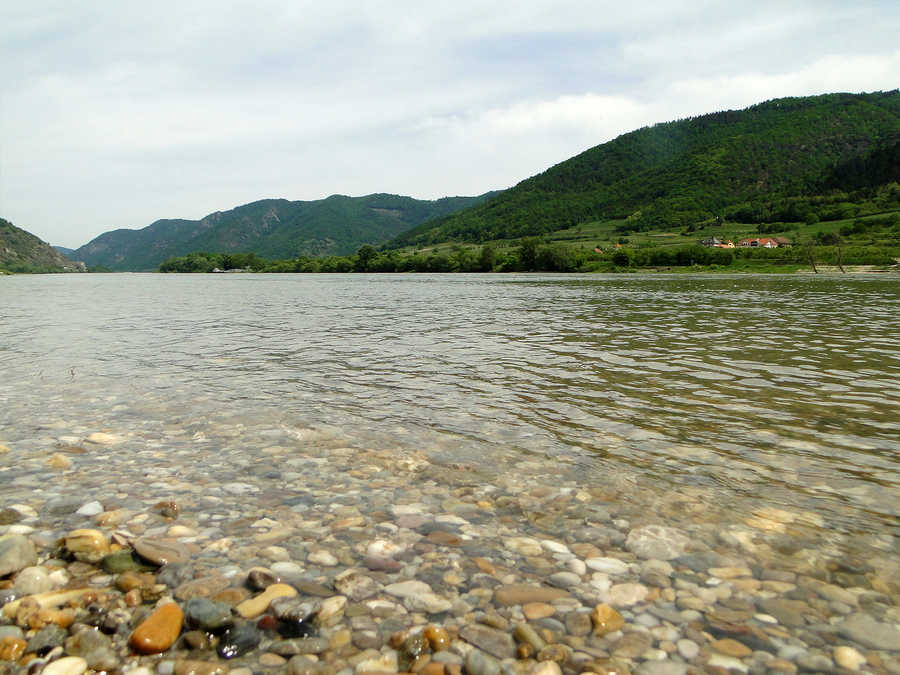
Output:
[2,1,898,248]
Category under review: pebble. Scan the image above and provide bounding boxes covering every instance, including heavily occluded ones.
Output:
[592,603,626,635]
[236,583,298,618]
[133,536,191,565]
[837,612,900,650]
[0,534,37,576]
[129,602,184,654]
[41,656,89,675]
[833,645,866,671]
[625,526,689,560]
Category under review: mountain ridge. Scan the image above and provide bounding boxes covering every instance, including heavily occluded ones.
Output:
[74,191,500,271]
[387,91,900,248]
[1,218,85,273]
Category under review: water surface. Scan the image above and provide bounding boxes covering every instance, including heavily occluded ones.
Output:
[1,273,898,558]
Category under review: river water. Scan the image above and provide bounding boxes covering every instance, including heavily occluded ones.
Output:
[1,273,898,563]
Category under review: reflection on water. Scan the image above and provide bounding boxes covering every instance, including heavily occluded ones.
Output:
[1,273,898,546]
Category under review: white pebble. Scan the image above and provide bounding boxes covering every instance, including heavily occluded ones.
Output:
[76,501,104,516]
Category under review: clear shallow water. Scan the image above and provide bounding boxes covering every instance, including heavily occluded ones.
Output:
[1,273,898,553]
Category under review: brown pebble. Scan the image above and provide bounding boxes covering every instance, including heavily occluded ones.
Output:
[213,588,252,606]
[474,558,496,575]
[420,662,445,675]
[0,636,26,661]
[173,660,229,675]
[117,571,156,592]
[710,637,752,658]
[129,602,184,654]
[124,589,143,607]
[444,664,462,675]
[423,625,450,651]
[523,602,556,620]
[591,604,625,636]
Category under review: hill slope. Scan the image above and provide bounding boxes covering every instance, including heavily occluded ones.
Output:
[389,91,900,247]
[0,218,85,273]
[74,192,498,271]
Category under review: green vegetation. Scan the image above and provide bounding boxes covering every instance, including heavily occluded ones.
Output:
[74,192,500,272]
[0,218,84,273]
[387,91,900,249]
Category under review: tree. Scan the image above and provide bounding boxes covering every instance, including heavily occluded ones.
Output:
[354,245,378,272]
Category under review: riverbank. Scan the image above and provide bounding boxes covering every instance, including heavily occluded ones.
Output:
[1,424,898,675]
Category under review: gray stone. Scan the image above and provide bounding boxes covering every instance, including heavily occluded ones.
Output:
[184,597,234,631]
[465,649,501,675]
[0,534,37,577]
[133,536,190,565]
[548,571,581,588]
[26,624,68,655]
[838,613,900,651]
[459,624,516,659]
[334,569,379,601]
[636,663,689,675]
[626,526,690,560]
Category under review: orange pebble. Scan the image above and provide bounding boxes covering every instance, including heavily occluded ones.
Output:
[129,603,184,654]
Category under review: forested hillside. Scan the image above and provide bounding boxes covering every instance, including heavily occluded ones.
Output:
[389,91,900,248]
[0,218,84,273]
[74,192,499,271]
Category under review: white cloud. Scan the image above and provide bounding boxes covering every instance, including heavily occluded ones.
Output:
[1,1,898,247]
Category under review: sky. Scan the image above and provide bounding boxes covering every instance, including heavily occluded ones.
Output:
[1,2,898,248]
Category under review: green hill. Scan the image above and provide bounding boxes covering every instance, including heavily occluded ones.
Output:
[388,91,900,248]
[0,218,85,273]
[73,192,499,271]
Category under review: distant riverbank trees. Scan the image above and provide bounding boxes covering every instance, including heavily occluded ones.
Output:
[158,238,897,274]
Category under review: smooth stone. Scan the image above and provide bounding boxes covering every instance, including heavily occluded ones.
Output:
[217,622,261,659]
[706,654,748,672]
[796,653,834,672]
[548,571,581,588]
[13,566,53,595]
[0,534,37,576]
[757,598,809,627]
[236,583,297,618]
[64,530,110,563]
[184,597,234,631]
[129,603,184,654]
[710,638,752,657]
[76,501,104,517]
[41,656,88,675]
[503,537,543,556]
[333,569,379,601]
[838,613,900,650]
[636,663,688,675]
[308,550,339,566]
[625,526,689,560]
[612,631,653,658]
[513,622,546,651]
[134,537,190,565]
[608,583,648,607]
[565,610,593,636]
[459,624,516,659]
[101,550,156,574]
[676,639,699,660]
[493,584,570,606]
[318,596,347,626]
[86,432,122,444]
[833,645,866,671]
[173,661,229,675]
[465,649,500,675]
[523,602,556,619]
[529,662,562,675]
[592,604,625,635]
[586,557,631,575]
[26,624,68,655]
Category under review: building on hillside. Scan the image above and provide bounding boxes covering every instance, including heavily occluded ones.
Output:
[701,237,734,248]
[738,237,780,248]
[773,237,793,247]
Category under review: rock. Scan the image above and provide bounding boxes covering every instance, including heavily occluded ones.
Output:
[47,453,73,469]
[355,651,398,673]
[26,624,68,655]
[75,501,104,517]
[493,584,570,606]
[184,597,234,631]
[308,550,338,566]
[217,622,261,659]
[636,664,688,675]
[592,604,625,636]
[333,569,378,601]
[246,567,280,591]
[0,508,23,525]
[129,602,184,654]
[710,638,752,657]
[838,613,900,651]
[13,566,53,595]
[465,649,501,675]
[833,645,866,671]
[523,602,556,619]
[271,637,331,655]
[612,631,652,658]
[529,662,562,675]
[625,526,689,560]
[86,432,122,444]
[424,625,451,651]
[318,596,347,626]
[173,661,229,675]
[0,534,37,576]
[565,610,593,636]
[385,579,452,613]
[608,583,648,607]
[64,529,110,563]
[513,622,546,651]
[460,624,516,659]
[503,537,543,556]
[548,571,581,588]
[236,583,298,619]
[586,557,631,575]
[676,639,699,660]
[706,653,748,672]
[101,550,156,574]
[133,537,190,565]
[757,598,810,627]
[41,656,88,675]
[0,636,26,661]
